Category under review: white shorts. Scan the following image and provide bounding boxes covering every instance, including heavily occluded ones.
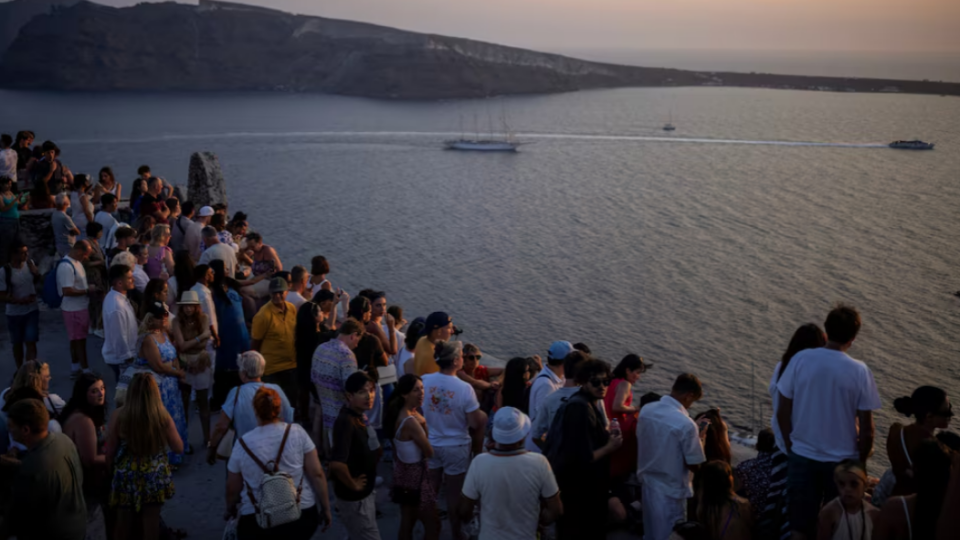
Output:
[427,443,472,475]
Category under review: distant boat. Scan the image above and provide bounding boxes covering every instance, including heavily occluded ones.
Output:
[662,123,676,132]
[889,140,935,150]
[444,139,520,152]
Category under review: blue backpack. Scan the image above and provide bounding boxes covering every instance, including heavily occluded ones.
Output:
[41,258,75,309]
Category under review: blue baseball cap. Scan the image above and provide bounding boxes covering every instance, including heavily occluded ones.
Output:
[548,341,574,361]
[424,312,452,333]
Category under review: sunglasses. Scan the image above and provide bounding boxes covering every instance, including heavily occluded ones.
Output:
[464,355,482,361]
[589,377,611,387]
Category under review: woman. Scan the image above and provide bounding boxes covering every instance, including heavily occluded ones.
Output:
[304,255,333,299]
[349,297,388,428]
[62,373,109,540]
[0,176,21,264]
[139,279,168,321]
[0,361,65,450]
[211,259,251,407]
[136,215,156,244]
[695,409,732,464]
[0,241,40,367]
[24,173,54,209]
[93,166,122,206]
[458,343,502,408]
[129,178,146,217]
[604,353,646,479]
[145,224,174,280]
[383,374,439,540]
[85,221,108,336]
[875,440,952,540]
[133,301,189,465]
[496,357,531,412]
[70,174,95,238]
[225,386,333,540]
[106,372,183,540]
[817,461,880,540]
[761,323,826,538]
[171,291,213,448]
[295,301,332,425]
[887,386,952,497]
[695,460,753,540]
[399,319,425,378]
[167,249,196,317]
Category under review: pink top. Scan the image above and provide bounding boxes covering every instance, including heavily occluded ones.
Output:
[144,246,172,279]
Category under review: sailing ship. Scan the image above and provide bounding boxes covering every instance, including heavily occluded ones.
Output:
[444,104,522,152]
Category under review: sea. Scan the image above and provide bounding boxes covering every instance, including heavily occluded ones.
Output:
[3,85,959,469]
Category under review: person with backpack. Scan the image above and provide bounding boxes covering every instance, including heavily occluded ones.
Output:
[525,341,572,451]
[0,240,40,369]
[226,385,332,540]
[53,239,94,378]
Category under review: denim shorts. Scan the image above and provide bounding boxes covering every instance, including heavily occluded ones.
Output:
[7,310,39,344]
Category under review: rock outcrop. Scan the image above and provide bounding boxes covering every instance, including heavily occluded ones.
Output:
[187,152,227,208]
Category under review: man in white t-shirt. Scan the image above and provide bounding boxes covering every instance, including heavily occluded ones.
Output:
[422,340,487,540]
[101,264,138,383]
[57,240,93,376]
[777,304,881,539]
[461,407,562,540]
[285,265,309,310]
[198,226,238,279]
[526,340,572,452]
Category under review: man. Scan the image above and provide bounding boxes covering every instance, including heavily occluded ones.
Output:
[330,372,381,540]
[198,226,237,279]
[57,240,93,377]
[164,197,182,248]
[312,318,364,454]
[526,340,573,452]
[172,201,203,261]
[52,193,80,257]
[0,399,86,540]
[546,359,621,540]
[252,277,299,404]
[777,304,881,539]
[102,264,138,383]
[190,264,226,408]
[422,340,487,540]
[0,241,41,368]
[412,311,454,376]
[138,176,171,223]
[0,134,16,185]
[32,141,65,193]
[636,373,708,540]
[94,193,120,250]
[128,244,150,292]
[285,265,309,309]
[206,351,294,464]
[106,226,136,265]
[460,407,563,540]
[530,351,594,450]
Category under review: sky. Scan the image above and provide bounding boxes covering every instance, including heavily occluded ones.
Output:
[87,0,960,53]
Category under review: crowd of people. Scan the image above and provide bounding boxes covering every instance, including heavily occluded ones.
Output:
[0,131,958,540]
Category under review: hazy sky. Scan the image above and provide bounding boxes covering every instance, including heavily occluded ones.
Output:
[90,0,960,53]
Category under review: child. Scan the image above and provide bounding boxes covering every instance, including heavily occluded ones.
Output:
[817,460,880,540]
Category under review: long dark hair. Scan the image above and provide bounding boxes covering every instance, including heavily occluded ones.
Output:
[694,409,732,464]
[913,439,951,539]
[612,353,644,380]
[894,386,948,423]
[696,460,737,539]
[60,372,107,429]
[172,250,195,302]
[209,259,241,304]
[404,319,425,351]
[140,278,167,319]
[295,301,323,357]
[348,296,371,321]
[778,323,826,380]
[501,357,530,412]
[383,374,421,440]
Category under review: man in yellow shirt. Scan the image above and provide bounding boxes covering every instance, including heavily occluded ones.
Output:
[251,278,298,404]
[412,311,455,376]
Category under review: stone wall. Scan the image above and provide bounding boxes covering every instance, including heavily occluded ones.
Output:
[19,208,59,274]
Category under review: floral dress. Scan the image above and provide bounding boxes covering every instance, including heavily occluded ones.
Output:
[134,334,189,464]
[108,440,175,512]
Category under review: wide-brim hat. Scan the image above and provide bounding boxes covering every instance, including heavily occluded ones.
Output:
[177,290,201,305]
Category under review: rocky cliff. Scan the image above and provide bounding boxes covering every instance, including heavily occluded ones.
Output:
[1,0,958,99]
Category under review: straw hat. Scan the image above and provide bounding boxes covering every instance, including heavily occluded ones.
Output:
[177,290,201,305]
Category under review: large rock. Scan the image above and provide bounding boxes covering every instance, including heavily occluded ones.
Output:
[187,152,227,208]
[18,209,59,274]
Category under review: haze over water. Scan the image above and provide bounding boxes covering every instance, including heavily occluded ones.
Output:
[4,86,959,467]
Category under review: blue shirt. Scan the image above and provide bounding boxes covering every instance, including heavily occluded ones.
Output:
[222,382,294,438]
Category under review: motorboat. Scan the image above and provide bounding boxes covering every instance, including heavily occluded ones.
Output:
[889,140,935,150]
[662,123,676,132]
[443,139,520,152]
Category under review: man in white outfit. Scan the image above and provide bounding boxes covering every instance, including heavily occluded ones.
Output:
[101,264,138,383]
[636,373,707,540]
[525,340,572,452]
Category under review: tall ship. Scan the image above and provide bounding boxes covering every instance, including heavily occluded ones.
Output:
[889,140,935,150]
[444,105,522,152]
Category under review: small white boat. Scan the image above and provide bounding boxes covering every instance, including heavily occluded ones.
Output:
[443,139,520,152]
[889,140,935,150]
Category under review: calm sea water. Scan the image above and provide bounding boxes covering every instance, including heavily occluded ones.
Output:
[3,87,959,467]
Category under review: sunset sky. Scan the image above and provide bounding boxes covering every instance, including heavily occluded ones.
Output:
[92,0,960,53]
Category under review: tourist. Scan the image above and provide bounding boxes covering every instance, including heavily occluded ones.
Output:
[694,408,732,464]
[330,371,382,540]
[529,351,592,450]
[874,440,951,540]
[210,259,250,411]
[461,406,563,540]
[0,176,21,264]
[107,225,137,264]
[61,372,109,540]
[527,340,572,439]
[209,213,238,251]
[400,319,425,377]
[413,311,454,376]
[887,386,952,496]
[294,299,334,425]
[286,265,309,309]
[364,290,398,357]
[105,373,182,540]
[95,193,120,249]
[0,399,87,540]
[133,301,189,463]
[139,278,168,320]
[251,277,299,405]
[167,249,195,314]
[102,264,139,382]
[0,240,40,368]
[497,357,532,411]
[189,263,217,339]
[225,385,332,539]
[57,239,93,376]
[172,290,214,447]
[23,170,55,209]
[816,460,879,540]
[70,174,95,238]
[603,353,649,478]
[138,176,171,224]
[14,131,34,172]
[246,230,282,275]
[53,192,81,256]
[422,340,487,540]
[33,140,66,193]
[0,135,16,186]
[129,165,152,213]
[312,318,364,453]
[349,296,388,427]
[305,254,333,298]
[777,305,882,539]
[695,460,753,539]
[136,214,156,243]
[129,244,150,291]
[734,428,777,523]
[92,166,121,205]
[85,221,108,336]
[457,342,502,408]
[1,360,66,431]
[173,201,203,262]
[636,373,708,540]
[199,226,238,279]
[144,224,174,280]
[383,374,439,540]
[207,351,295,465]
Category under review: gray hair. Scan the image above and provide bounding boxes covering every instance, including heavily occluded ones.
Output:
[55,192,69,209]
[434,340,463,368]
[201,226,218,239]
[238,351,266,379]
[110,251,137,269]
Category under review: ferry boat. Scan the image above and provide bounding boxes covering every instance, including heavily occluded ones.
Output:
[443,139,521,152]
[889,140,935,150]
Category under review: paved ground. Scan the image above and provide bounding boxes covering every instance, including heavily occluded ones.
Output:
[1,309,755,539]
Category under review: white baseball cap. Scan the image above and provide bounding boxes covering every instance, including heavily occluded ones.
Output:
[492,407,531,445]
[198,206,215,217]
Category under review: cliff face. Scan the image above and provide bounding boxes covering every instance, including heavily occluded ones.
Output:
[0,0,80,57]
[1,0,958,99]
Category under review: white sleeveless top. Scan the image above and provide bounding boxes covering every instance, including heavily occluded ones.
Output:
[394,415,423,464]
[70,191,93,233]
